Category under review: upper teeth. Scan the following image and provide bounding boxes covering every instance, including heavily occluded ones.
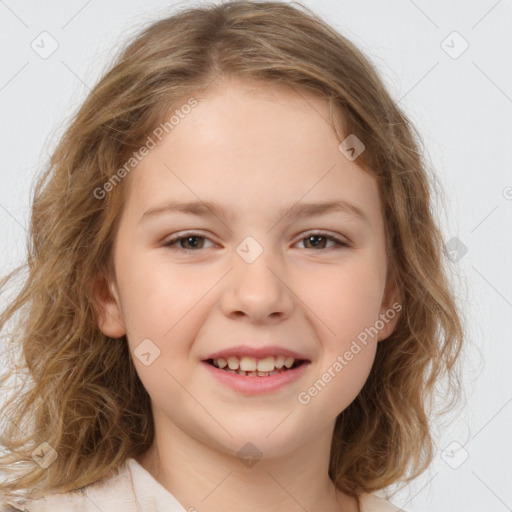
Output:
[214,355,295,372]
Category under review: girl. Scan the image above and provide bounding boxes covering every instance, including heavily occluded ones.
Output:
[0,1,465,511]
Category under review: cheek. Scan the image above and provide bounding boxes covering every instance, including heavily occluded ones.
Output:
[300,255,385,343]
[303,343,376,423]
[115,248,210,337]
[293,255,383,416]
[117,255,218,386]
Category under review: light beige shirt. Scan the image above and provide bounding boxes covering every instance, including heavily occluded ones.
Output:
[2,458,402,511]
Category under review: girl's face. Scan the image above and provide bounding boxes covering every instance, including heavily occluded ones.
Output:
[96,77,399,460]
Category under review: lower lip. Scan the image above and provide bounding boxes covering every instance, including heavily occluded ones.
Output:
[202,361,310,395]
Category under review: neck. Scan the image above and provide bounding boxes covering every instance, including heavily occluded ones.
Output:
[136,411,359,512]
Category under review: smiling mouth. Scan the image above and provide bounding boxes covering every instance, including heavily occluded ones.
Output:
[205,355,307,377]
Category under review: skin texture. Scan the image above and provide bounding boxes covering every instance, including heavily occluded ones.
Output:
[94,76,399,512]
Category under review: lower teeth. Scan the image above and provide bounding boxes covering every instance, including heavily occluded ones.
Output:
[222,367,288,377]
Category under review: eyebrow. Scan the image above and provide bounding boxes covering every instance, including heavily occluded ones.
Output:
[139,198,370,226]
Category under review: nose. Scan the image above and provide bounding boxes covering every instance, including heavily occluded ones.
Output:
[220,247,294,324]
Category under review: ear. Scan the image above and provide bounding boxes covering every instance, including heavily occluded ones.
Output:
[377,270,402,342]
[91,271,127,338]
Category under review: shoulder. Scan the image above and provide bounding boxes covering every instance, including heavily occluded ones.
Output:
[0,505,26,512]
[359,492,404,512]
[0,461,136,512]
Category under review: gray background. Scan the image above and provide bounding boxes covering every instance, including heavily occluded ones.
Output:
[0,1,511,510]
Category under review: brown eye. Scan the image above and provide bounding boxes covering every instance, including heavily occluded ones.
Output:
[162,233,214,252]
[297,233,349,250]
[161,231,349,254]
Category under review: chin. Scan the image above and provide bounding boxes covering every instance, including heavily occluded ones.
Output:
[202,417,316,461]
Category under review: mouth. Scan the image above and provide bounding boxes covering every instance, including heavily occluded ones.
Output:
[204,355,308,377]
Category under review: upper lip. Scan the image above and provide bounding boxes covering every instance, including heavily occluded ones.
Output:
[203,345,310,361]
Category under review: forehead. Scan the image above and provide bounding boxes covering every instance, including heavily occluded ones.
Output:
[123,77,382,229]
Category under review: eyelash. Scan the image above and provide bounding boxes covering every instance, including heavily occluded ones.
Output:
[161,231,350,254]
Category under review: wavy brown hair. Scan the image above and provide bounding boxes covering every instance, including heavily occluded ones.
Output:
[0,0,465,504]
